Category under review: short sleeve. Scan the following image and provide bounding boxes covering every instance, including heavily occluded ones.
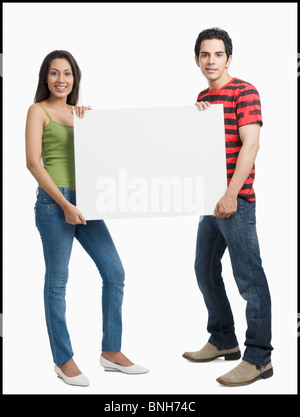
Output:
[236,85,263,128]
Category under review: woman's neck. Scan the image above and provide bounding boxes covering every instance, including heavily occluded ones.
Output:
[45,96,70,111]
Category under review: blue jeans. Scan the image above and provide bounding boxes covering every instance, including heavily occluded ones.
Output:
[35,187,125,366]
[194,198,273,366]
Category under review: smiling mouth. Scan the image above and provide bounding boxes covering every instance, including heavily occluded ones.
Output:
[55,85,67,91]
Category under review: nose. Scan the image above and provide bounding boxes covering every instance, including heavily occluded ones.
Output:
[208,55,215,65]
[57,72,65,82]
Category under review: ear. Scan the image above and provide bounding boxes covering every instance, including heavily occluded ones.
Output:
[195,55,200,67]
[225,55,232,69]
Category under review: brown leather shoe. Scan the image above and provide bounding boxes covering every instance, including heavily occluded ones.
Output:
[216,360,273,386]
[182,342,241,362]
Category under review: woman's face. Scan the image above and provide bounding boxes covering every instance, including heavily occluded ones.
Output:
[46,58,74,100]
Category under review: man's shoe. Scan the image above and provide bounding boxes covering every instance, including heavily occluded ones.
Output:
[216,360,273,387]
[182,342,241,362]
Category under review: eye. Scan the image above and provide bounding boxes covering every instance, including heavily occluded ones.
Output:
[65,72,72,76]
[50,71,58,76]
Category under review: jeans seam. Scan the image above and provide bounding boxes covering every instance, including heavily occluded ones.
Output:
[209,232,225,347]
[39,209,59,365]
[75,228,123,352]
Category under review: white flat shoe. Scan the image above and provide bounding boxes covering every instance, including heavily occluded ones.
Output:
[100,355,149,374]
[54,365,89,386]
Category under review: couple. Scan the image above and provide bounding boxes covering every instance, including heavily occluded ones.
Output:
[25,27,273,388]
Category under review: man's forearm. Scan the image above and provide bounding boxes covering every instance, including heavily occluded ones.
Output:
[226,141,259,198]
[214,123,260,218]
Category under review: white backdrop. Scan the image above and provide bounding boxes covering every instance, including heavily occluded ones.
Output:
[3,2,297,395]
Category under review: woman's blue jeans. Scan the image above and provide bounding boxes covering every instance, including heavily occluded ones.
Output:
[35,187,125,366]
[194,197,273,366]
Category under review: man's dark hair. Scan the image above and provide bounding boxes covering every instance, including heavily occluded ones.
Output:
[194,27,233,60]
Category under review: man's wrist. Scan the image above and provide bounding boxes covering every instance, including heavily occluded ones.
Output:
[225,187,239,199]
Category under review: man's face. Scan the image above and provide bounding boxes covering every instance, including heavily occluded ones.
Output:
[195,38,232,84]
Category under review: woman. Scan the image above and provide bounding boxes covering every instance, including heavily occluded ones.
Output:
[25,50,148,386]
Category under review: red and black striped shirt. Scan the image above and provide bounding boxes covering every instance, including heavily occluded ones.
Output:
[197,77,263,202]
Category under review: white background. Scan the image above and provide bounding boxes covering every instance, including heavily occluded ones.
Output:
[3,2,297,395]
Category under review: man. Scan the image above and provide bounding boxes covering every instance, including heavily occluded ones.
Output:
[183,27,273,386]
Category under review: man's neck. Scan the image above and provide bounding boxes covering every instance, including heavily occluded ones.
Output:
[208,73,233,91]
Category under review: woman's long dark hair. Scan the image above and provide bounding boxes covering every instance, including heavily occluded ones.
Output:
[34,50,81,105]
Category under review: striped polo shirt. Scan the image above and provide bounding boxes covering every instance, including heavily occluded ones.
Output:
[197,77,263,202]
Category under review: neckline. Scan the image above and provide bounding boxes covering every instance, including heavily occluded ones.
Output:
[45,119,73,128]
[208,77,235,93]
[38,103,73,128]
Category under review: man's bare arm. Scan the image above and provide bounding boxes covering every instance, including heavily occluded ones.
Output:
[214,123,261,218]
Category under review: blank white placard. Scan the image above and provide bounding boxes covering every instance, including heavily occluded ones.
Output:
[74,104,227,220]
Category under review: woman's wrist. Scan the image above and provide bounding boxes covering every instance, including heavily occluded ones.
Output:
[60,197,73,212]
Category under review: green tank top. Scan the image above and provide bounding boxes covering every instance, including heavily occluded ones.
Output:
[38,104,76,189]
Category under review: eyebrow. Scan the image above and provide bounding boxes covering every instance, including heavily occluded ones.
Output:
[199,51,225,54]
[49,67,72,71]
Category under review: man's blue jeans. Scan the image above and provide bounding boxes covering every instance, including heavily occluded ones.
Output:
[194,197,273,366]
[35,187,125,366]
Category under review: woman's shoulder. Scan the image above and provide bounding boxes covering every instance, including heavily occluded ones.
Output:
[27,102,49,126]
[28,102,44,114]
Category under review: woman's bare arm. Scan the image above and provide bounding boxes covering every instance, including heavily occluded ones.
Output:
[25,104,86,225]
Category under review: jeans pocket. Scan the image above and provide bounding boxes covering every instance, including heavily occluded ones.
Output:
[34,205,38,228]
[39,194,60,209]
[44,203,60,209]
[236,198,256,224]
[236,197,246,213]
[246,201,256,224]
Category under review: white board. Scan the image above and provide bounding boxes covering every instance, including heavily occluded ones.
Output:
[74,104,227,220]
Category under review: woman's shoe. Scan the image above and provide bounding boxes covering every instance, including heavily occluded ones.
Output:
[54,365,90,386]
[100,355,149,374]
